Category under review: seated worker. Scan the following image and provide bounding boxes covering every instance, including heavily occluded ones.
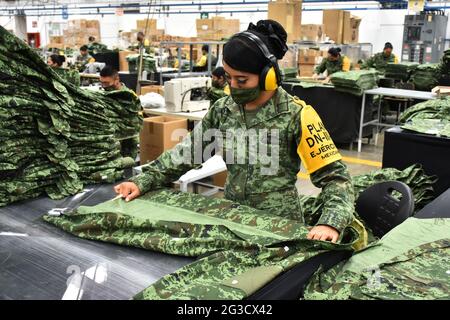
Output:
[135,31,153,54]
[207,66,230,104]
[167,49,180,69]
[362,42,398,73]
[194,44,217,72]
[100,66,141,160]
[114,20,355,243]
[313,47,351,82]
[76,45,95,72]
[47,54,81,87]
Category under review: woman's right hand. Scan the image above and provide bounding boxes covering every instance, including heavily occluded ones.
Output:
[114,182,141,202]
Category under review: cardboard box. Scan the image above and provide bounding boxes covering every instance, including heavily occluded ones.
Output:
[432,86,450,97]
[268,0,302,43]
[140,85,164,96]
[298,49,320,65]
[137,19,157,31]
[343,15,361,44]
[139,116,188,165]
[300,24,323,41]
[298,64,315,77]
[119,50,134,71]
[213,171,228,188]
[323,10,346,43]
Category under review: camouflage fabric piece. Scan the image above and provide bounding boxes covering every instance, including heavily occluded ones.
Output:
[315,55,351,76]
[130,86,355,233]
[304,218,450,300]
[361,52,398,73]
[0,26,142,206]
[44,188,360,300]
[330,70,378,96]
[86,42,109,55]
[385,62,418,81]
[207,84,229,105]
[399,97,450,138]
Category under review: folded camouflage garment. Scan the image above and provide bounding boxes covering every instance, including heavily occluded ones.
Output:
[439,49,450,76]
[304,217,450,300]
[400,97,450,138]
[0,26,142,207]
[410,63,440,91]
[385,62,418,82]
[330,70,378,96]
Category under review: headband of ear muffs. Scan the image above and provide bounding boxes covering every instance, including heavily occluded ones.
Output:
[233,31,282,91]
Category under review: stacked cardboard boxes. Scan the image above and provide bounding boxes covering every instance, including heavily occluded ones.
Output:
[196,16,240,40]
[62,19,101,47]
[298,49,326,77]
[323,10,361,44]
[268,0,302,43]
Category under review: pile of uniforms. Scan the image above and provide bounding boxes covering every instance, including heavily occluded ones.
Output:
[438,49,450,86]
[126,54,157,73]
[410,63,440,91]
[384,62,418,82]
[330,70,378,96]
[399,96,450,138]
[0,26,142,207]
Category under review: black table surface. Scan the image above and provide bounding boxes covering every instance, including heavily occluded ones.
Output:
[0,184,193,300]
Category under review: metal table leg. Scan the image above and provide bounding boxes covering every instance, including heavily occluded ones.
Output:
[358,92,366,153]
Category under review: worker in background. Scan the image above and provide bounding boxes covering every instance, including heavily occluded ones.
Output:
[136,31,152,54]
[313,47,351,82]
[114,20,355,243]
[47,54,81,87]
[100,66,141,159]
[207,66,230,104]
[76,45,95,72]
[362,42,398,73]
[194,44,217,72]
[167,49,179,69]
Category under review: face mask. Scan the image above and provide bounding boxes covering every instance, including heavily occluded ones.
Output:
[102,85,116,91]
[212,80,221,88]
[230,86,261,105]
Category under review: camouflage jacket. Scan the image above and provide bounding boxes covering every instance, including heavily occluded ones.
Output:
[75,53,95,72]
[362,52,398,73]
[53,67,81,87]
[315,55,351,76]
[207,83,230,105]
[130,87,354,232]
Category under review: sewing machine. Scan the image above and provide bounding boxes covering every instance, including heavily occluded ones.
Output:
[164,77,211,112]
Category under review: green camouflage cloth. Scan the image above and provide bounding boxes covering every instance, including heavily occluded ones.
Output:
[361,52,398,74]
[207,84,228,105]
[86,42,109,55]
[330,70,378,96]
[385,62,418,82]
[304,217,450,300]
[75,52,94,72]
[130,87,355,233]
[410,63,440,91]
[126,54,157,73]
[44,188,360,300]
[53,67,81,87]
[0,26,142,206]
[314,55,351,76]
[400,97,450,138]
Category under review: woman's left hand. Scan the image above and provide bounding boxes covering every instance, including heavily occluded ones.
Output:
[307,225,339,243]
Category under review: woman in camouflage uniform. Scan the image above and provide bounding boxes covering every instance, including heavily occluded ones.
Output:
[115,20,355,243]
[313,47,351,82]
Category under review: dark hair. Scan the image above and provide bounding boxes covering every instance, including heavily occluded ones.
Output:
[80,45,88,51]
[88,36,96,42]
[384,42,393,50]
[50,54,65,67]
[223,19,288,74]
[212,67,225,78]
[202,44,209,53]
[100,65,119,78]
[328,47,341,57]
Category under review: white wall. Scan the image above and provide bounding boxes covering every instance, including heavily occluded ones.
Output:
[2,8,450,59]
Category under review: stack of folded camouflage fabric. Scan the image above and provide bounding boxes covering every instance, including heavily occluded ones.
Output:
[399,97,450,138]
[280,67,298,80]
[385,62,418,82]
[330,70,378,96]
[126,54,157,73]
[410,63,440,91]
[0,26,142,206]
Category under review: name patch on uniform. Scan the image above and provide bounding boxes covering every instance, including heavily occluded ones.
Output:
[297,104,341,174]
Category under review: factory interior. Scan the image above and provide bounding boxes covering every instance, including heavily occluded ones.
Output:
[0,0,449,302]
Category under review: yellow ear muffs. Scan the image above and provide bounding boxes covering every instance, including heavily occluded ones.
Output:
[260,65,279,91]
